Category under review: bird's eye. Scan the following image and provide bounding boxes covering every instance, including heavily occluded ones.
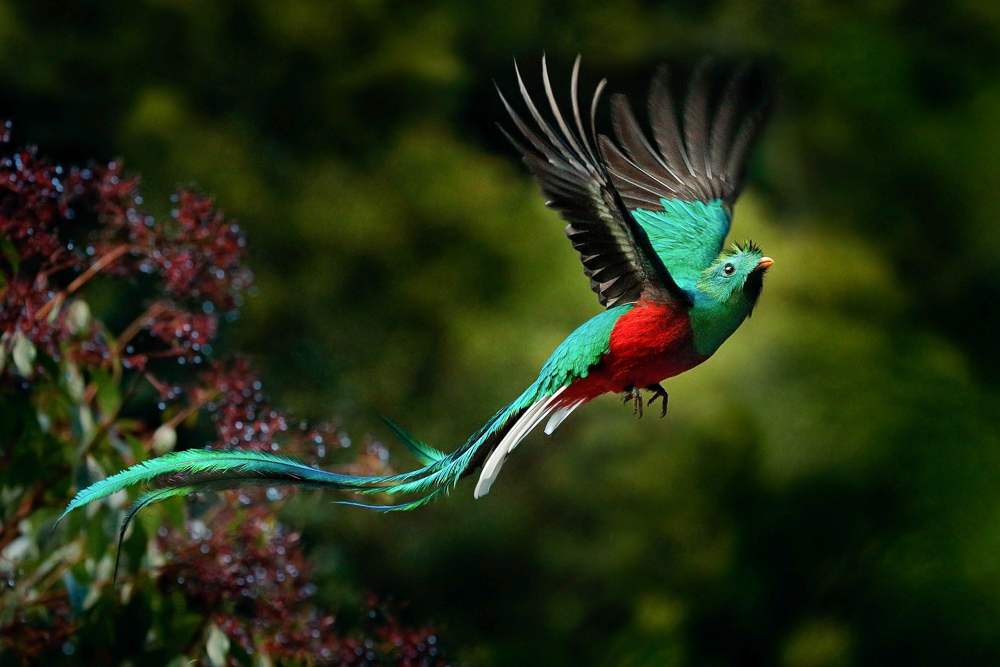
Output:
[723,263,736,276]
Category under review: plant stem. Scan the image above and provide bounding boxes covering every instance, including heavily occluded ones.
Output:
[34,245,132,322]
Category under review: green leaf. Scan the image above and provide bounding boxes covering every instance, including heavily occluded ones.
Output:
[67,299,91,332]
[151,424,177,455]
[33,348,61,386]
[1,237,19,274]
[11,332,36,377]
[83,512,111,562]
[72,404,96,448]
[90,367,122,418]
[63,361,86,401]
[205,623,230,667]
[63,571,88,613]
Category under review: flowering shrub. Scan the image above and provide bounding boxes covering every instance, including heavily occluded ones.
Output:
[0,122,455,666]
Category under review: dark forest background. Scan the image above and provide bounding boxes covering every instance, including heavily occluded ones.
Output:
[3,0,1000,665]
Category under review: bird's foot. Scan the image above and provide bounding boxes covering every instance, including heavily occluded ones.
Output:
[645,383,669,418]
[622,385,643,418]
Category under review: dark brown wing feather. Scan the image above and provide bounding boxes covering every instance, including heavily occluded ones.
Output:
[499,56,691,309]
[602,60,773,210]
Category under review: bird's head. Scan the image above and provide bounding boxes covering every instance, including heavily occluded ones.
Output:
[697,240,773,309]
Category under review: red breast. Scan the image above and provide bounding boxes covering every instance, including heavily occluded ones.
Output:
[560,297,706,404]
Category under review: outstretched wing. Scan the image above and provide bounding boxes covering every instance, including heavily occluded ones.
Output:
[499,56,692,310]
[600,61,773,283]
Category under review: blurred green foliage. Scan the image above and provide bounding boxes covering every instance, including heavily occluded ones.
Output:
[3,0,1000,665]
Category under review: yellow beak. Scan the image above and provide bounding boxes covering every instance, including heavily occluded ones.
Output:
[757,256,774,270]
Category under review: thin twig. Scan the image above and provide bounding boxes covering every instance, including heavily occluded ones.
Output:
[35,245,131,322]
[64,245,131,296]
[116,301,168,352]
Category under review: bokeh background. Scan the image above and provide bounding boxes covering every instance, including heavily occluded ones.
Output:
[3,1,1000,664]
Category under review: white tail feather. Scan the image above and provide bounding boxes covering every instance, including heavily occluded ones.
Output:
[474,387,566,499]
[544,399,585,435]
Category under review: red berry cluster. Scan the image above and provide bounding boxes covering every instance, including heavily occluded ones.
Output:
[160,190,250,309]
[0,122,250,378]
[60,161,250,311]
[144,308,217,363]
[158,505,319,637]
[0,273,108,368]
[200,357,290,451]
[370,605,450,667]
[0,593,76,662]
[0,146,69,264]
[158,505,452,667]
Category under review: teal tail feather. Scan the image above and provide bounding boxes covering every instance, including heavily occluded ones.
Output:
[378,415,447,466]
[59,381,550,576]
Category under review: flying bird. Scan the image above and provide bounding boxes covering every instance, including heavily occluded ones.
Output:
[62,57,774,536]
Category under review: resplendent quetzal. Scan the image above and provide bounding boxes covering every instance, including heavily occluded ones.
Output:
[63,57,774,531]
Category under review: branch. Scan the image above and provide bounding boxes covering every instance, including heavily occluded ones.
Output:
[34,245,132,321]
[116,301,169,352]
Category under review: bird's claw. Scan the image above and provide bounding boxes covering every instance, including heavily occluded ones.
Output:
[622,386,643,418]
[645,383,669,418]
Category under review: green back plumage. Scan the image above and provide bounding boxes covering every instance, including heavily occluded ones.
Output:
[536,303,632,394]
[631,199,731,284]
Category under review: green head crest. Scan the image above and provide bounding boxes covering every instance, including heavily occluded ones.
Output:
[697,240,773,307]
